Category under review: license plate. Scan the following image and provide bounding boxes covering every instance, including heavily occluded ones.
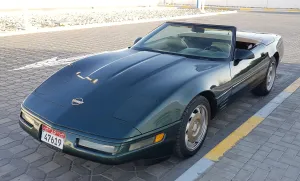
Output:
[41,125,65,149]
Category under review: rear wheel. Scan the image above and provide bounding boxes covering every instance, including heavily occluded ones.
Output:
[175,96,210,158]
[252,57,277,96]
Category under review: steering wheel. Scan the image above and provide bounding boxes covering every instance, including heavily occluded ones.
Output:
[204,46,224,52]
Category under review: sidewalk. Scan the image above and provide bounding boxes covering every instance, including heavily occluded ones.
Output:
[198,78,300,181]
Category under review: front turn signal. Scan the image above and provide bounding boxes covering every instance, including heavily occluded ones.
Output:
[154,133,165,143]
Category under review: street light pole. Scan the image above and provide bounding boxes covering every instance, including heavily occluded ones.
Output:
[23,8,29,30]
[23,1,29,30]
[197,0,206,12]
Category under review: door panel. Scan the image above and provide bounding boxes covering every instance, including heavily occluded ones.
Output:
[212,63,234,109]
[230,44,270,95]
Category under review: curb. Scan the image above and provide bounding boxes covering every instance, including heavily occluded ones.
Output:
[0,10,237,37]
[206,6,300,13]
[162,5,300,13]
[176,78,300,181]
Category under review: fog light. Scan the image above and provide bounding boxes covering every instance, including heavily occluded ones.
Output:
[129,133,165,151]
[129,137,154,151]
[78,139,117,154]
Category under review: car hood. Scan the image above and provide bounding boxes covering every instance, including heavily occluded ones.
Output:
[24,49,221,138]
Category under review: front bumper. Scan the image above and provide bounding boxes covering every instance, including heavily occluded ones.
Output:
[19,108,180,165]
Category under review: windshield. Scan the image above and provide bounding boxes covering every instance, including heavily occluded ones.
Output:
[132,23,235,61]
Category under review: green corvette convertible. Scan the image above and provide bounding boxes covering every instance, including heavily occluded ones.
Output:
[19,22,283,164]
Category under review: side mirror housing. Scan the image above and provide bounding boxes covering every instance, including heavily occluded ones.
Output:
[234,49,255,66]
[134,37,142,44]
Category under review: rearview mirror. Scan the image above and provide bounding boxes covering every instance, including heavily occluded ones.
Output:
[134,37,142,44]
[234,49,255,66]
[192,26,205,33]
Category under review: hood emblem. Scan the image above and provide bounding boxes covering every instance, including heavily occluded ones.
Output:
[72,98,84,106]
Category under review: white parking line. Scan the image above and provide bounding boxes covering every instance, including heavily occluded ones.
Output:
[12,53,96,71]
[176,78,300,181]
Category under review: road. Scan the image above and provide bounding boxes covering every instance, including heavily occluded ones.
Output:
[0,12,300,181]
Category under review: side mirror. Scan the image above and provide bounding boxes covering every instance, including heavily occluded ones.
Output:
[192,26,205,33]
[134,37,142,44]
[234,49,255,66]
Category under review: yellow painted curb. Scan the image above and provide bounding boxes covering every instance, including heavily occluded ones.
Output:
[182,5,193,9]
[288,9,300,12]
[264,8,275,11]
[204,116,264,161]
[204,77,300,162]
[240,8,252,11]
[218,7,230,10]
[284,78,300,93]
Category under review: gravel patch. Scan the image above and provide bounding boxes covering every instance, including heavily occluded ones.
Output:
[0,7,223,32]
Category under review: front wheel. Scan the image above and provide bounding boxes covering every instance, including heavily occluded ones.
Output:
[174,96,210,158]
[252,57,277,96]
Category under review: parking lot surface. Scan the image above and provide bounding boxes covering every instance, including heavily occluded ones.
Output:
[198,85,300,181]
[0,12,300,181]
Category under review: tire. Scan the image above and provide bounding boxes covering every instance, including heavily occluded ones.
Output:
[252,57,277,96]
[174,95,210,158]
